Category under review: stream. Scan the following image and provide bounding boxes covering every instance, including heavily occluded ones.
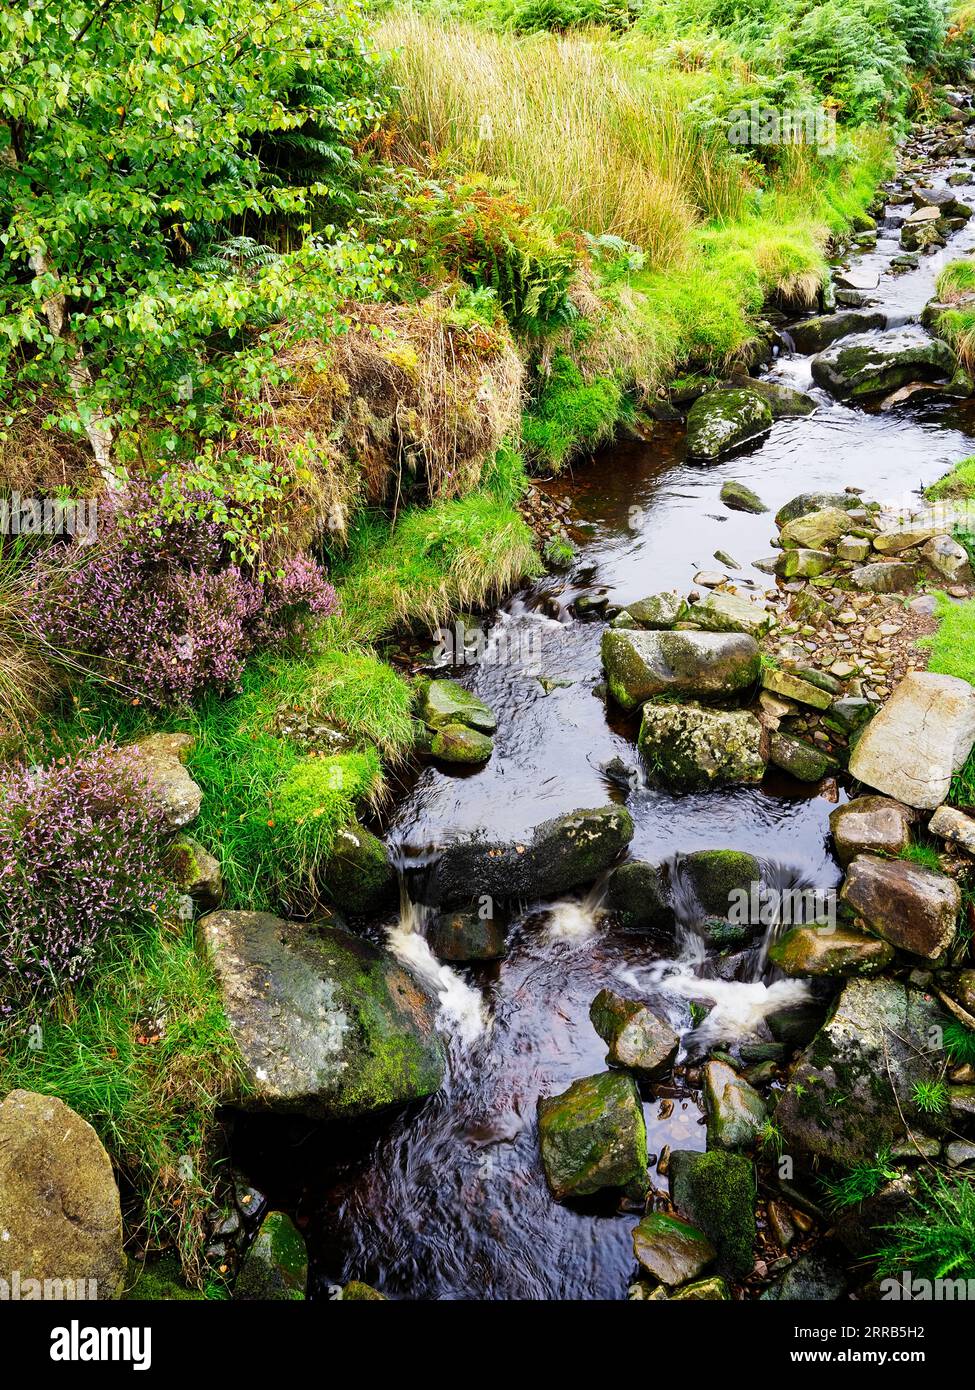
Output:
[233,138,975,1300]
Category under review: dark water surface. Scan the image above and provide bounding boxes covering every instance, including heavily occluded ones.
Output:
[234,161,975,1300]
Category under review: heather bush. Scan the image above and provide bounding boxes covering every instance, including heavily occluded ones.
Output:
[0,740,175,1011]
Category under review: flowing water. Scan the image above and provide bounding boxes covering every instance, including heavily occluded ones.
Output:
[234,148,975,1299]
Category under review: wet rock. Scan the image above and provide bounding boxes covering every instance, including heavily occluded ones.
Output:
[720,480,767,514]
[128,731,202,829]
[668,1149,756,1278]
[715,377,816,418]
[429,722,494,763]
[832,1177,917,1258]
[760,1253,846,1301]
[762,668,832,710]
[811,329,955,400]
[341,1280,387,1300]
[775,492,863,526]
[824,697,878,740]
[929,804,975,855]
[774,977,949,1164]
[769,731,837,782]
[0,1090,125,1300]
[834,268,879,291]
[766,1001,827,1048]
[704,1060,767,1149]
[686,388,773,461]
[320,822,397,915]
[949,1084,975,1119]
[689,591,774,639]
[768,924,894,977]
[537,1071,648,1201]
[841,854,959,960]
[199,910,445,1118]
[632,1213,715,1287]
[789,311,887,354]
[589,988,678,1080]
[921,533,972,582]
[420,678,496,734]
[682,849,761,915]
[850,560,917,592]
[168,834,223,909]
[669,1275,731,1300]
[422,804,633,907]
[848,671,975,809]
[829,795,913,866]
[626,591,687,628]
[836,534,872,562]
[638,704,765,788]
[780,506,859,551]
[428,905,506,961]
[235,1212,307,1301]
[605,860,674,931]
[601,628,760,712]
[774,547,834,579]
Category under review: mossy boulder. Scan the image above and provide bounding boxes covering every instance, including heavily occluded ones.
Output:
[199,910,445,1119]
[779,506,856,550]
[703,1060,767,1150]
[638,703,765,789]
[811,328,955,400]
[668,1149,756,1278]
[626,591,687,628]
[774,547,834,579]
[429,722,494,763]
[632,1213,715,1287]
[850,560,917,592]
[774,977,949,1165]
[320,822,396,915]
[689,591,774,639]
[428,905,506,961]
[419,678,496,734]
[789,310,887,354]
[669,1275,731,1300]
[420,804,633,908]
[686,388,773,461]
[235,1212,307,1301]
[775,492,863,526]
[601,629,760,712]
[769,730,837,782]
[168,834,223,909]
[589,988,679,1079]
[605,859,674,931]
[714,378,815,418]
[0,1090,125,1300]
[768,924,894,977]
[341,1280,387,1300]
[537,1071,648,1201]
[720,480,767,514]
[124,1256,206,1301]
[681,849,760,917]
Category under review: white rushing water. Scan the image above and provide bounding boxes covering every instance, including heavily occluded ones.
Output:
[386,885,490,1047]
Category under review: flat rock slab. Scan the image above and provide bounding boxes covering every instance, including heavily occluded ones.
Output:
[638,703,765,788]
[849,671,975,808]
[789,310,887,354]
[602,629,760,712]
[537,1071,648,1201]
[768,924,894,976]
[199,910,445,1118]
[0,1090,124,1299]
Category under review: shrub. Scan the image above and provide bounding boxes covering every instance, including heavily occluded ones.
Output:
[0,740,174,1010]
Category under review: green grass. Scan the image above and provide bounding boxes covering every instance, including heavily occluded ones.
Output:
[937,259,975,305]
[820,1148,899,1211]
[0,916,243,1286]
[944,1018,975,1066]
[523,354,627,467]
[925,454,975,502]
[899,842,943,871]
[875,1170,975,1280]
[920,592,975,688]
[912,1078,949,1115]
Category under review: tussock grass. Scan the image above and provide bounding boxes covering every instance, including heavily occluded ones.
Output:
[925,454,975,501]
[875,1171,975,1280]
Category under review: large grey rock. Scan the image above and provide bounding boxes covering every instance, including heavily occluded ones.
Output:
[0,1090,124,1300]
[849,560,917,593]
[829,795,913,865]
[686,388,773,460]
[128,731,202,829]
[419,805,633,907]
[589,988,679,1079]
[811,328,955,400]
[774,978,948,1164]
[199,911,445,1118]
[320,822,396,915]
[638,703,765,788]
[602,628,760,712]
[840,854,959,960]
[849,671,975,808]
[537,1071,648,1201]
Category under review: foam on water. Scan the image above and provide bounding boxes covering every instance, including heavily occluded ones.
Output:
[387,889,489,1047]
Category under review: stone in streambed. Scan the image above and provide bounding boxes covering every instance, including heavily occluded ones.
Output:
[779,507,857,551]
[235,1212,307,1301]
[199,910,445,1118]
[828,795,913,865]
[720,480,767,513]
[775,492,864,526]
[682,849,760,916]
[811,328,955,400]
[601,629,760,712]
[849,560,917,592]
[422,804,632,908]
[760,1253,846,1301]
[319,821,397,915]
[605,860,674,931]
[420,677,496,734]
[0,1090,125,1300]
[703,1060,767,1150]
[589,988,679,1079]
[632,1213,715,1287]
[761,668,832,710]
[714,377,816,418]
[669,1276,731,1300]
[429,723,494,763]
[929,804,975,855]
[685,388,773,461]
[626,591,687,628]
[789,310,887,354]
[769,730,837,782]
[922,533,972,582]
[668,1149,756,1279]
[840,854,959,960]
[341,1281,387,1300]
[768,924,894,977]
[849,671,975,809]
[774,548,834,579]
[638,703,765,788]
[774,977,949,1165]
[537,1071,648,1202]
[688,591,775,639]
[428,905,506,961]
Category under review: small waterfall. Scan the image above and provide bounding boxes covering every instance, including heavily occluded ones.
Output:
[543,877,609,943]
[386,874,490,1046]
